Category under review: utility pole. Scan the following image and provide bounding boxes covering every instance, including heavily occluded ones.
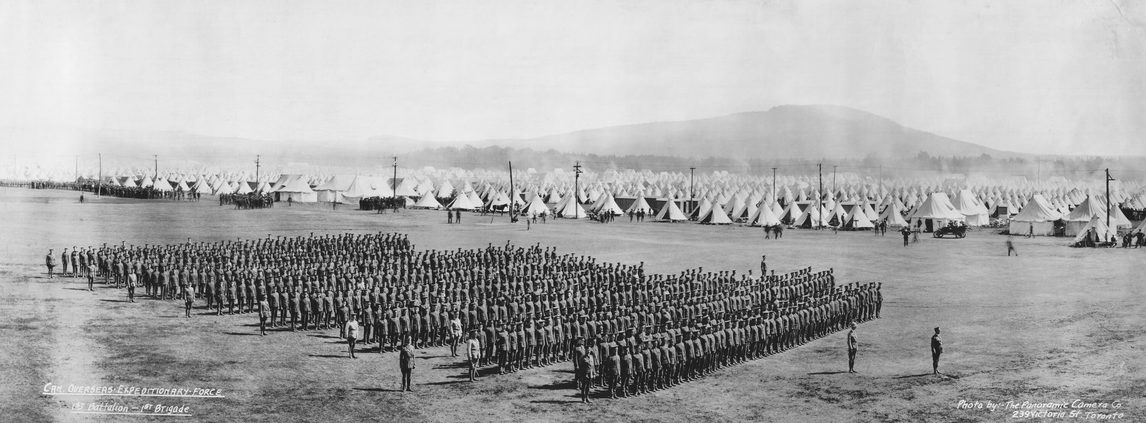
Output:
[818,163,823,229]
[573,161,583,219]
[255,155,261,183]
[878,165,883,203]
[508,161,515,222]
[392,156,398,198]
[98,153,102,197]
[771,167,777,205]
[689,166,696,214]
[154,155,158,180]
[1106,169,1113,242]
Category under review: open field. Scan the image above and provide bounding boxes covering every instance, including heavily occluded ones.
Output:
[0,187,1142,422]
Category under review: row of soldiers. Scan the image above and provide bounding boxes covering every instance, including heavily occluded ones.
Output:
[62,232,882,398]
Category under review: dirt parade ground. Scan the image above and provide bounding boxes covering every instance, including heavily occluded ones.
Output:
[0,187,1141,422]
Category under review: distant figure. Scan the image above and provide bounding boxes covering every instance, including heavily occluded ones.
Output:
[931,327,943,375]
[912,223,920,243]
[764,225,772,239]
[847,322,858,373]
[45,249,55,279]
[287,196,293,207]
[901,227,910,247]
[400,336,416,391]
[1006,236,1018,256]
[184,285,195,317]
[760,255,767,276]
[86,264,96,291]
[448,211,453,224]
[1027,222,1034,238]
[79,194,84,203]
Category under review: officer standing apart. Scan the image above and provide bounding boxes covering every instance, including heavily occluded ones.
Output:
[400,335,416,391]
[577,340,596,403]
[931,327,943,375]
[847,322,858,373]
[466,330,482,382]
[46,249,56,279]
[346,317,360,359]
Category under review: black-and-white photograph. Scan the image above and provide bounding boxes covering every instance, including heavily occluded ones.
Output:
[1,1,1142,421]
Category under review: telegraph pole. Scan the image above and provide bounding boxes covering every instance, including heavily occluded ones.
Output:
[573,161,583,219]
[97,153,102,197]
[771,167,777,205]
[818,163,823,229]
[508,161,516,222]
[1106,169,1113,242]
[392,156,398,198]
[255,155,261,183]
[689,166,696,214]
[154,155,158,180]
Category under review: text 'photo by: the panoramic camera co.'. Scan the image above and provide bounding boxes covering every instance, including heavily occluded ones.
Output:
[0,0,1142,422]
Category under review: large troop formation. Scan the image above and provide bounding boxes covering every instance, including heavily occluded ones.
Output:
[53,232,882,399]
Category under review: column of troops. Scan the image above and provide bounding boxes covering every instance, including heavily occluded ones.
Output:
[65,232,882,398]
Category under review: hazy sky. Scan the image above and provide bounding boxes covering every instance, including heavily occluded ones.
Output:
[2,0,1143,156]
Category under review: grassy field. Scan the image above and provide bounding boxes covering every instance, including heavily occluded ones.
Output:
[0,187,1142,422]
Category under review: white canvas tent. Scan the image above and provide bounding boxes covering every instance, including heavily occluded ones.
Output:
[1008,194,1062,236]
[655,199,688,222]
[907,192,965,232]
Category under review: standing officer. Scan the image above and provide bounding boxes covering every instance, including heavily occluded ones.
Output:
[931,327,943,375]
[346,317,360,359]
[126,270,137,302]
[258,296,270,336]
[46,249,56,279]
[466,330,482,382]
[847,322,857,373]
[400,335,416,391]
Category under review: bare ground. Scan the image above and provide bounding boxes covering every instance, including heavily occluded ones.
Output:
[0,187,1141,422]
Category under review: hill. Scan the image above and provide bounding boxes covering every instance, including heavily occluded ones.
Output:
[477,105,1013,160]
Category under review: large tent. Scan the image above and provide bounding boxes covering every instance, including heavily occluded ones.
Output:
[314,174,355,203]
[654,199,688,222]
[1073,215,1117,244]
[412,193,443,209]
[274,175,317,202]
[952,189,990,226]
[907,192,965,232]
[698,203,733,225]
[1008,194,1062,236]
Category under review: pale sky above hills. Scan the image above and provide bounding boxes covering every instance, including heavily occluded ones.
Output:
[1,0,1143,156]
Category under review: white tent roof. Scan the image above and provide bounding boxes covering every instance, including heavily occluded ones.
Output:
[1011,194,1063,222]
[655,199,688,222]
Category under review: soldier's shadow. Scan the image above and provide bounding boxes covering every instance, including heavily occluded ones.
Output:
[534,380,577,391]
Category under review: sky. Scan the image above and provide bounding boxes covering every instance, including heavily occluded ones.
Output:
[1,0,1144,156]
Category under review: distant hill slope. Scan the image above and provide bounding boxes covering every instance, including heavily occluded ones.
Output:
[479,105,1012,159]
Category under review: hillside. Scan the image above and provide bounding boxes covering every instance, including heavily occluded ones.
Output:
[479,105,1012,160]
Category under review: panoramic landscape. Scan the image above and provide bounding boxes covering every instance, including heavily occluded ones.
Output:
[1,1,1143,422]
